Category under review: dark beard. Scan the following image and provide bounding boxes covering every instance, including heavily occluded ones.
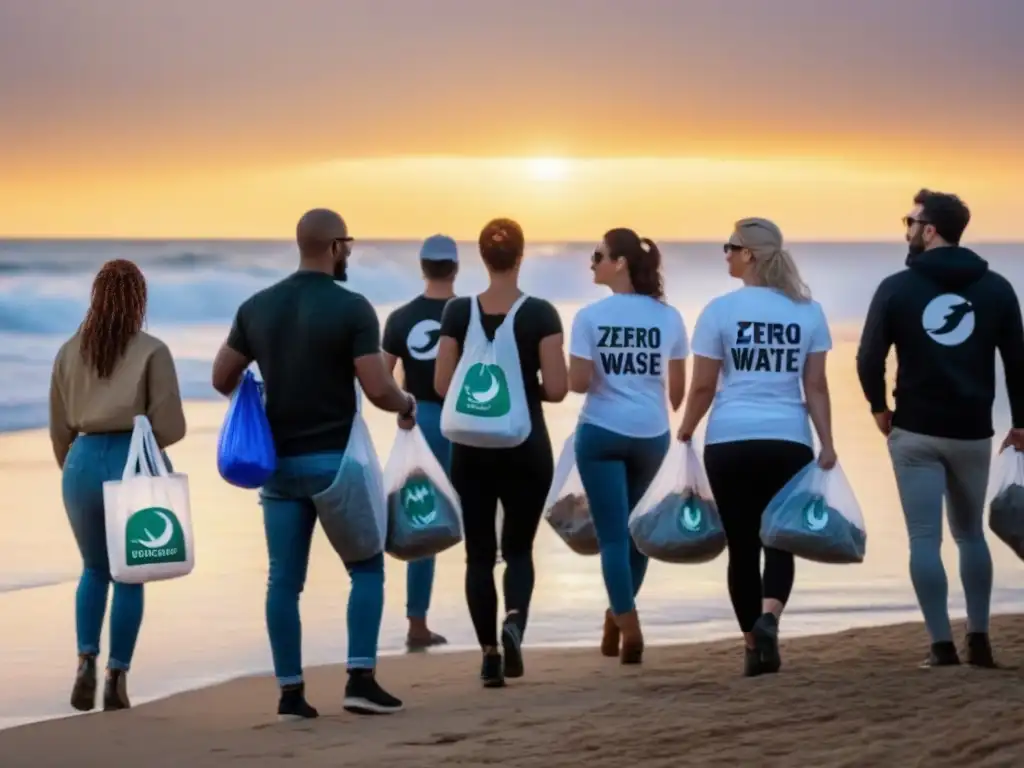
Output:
[905,232,926,262]
[333,259,348,281]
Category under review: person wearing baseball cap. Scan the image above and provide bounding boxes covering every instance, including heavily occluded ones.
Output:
[382,234,460,650]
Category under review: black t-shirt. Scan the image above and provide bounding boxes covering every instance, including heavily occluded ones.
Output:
[226,270,380,457]
[382,295,452,404]
[439,295,563,425]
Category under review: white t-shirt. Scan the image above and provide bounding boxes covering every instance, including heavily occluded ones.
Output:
[570,293,689,438]
[690,286,832,447]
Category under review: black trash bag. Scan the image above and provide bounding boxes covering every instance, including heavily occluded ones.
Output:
[989,483,1024,561]
[760,463,867,565]
[386,470,463,561]
[629,491,726,564]
[546,493,600,556]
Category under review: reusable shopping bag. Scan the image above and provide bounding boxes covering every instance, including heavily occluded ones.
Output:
[760,461,867,564]
[217,369,276,489]
[989,447,1024,560]
[104,415,195,584]
[628,440,726,564]
[543,432,599,556]
[312,412,388,563]
[383,425,464,561]
[440,295,532,448]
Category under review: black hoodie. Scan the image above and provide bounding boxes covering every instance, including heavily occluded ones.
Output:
[856,245,1024,440]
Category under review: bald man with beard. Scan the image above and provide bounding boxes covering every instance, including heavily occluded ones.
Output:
[213,208,415,719]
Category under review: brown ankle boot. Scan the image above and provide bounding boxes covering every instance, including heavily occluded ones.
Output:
[601,610,620,657]
[614,609,644,665]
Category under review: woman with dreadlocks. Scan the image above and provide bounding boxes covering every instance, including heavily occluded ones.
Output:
[49,259,186,712]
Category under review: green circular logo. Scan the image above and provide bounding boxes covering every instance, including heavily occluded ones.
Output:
[803,497,829,531]
[401,478,438,528]
[679,501,703,533]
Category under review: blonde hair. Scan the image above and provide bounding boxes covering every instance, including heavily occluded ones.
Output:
[731,217,811,303]
[751,249,811,303]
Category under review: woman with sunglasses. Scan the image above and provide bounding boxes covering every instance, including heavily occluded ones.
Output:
[678,217,835,677]
[568,229,689,664]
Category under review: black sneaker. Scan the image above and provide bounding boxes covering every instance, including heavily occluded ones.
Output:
[70,654,97,712]
[752,613,781,674]
[743,647,764,678]
[501,621,524,679]
[480,652,505,688]
[343,669,403,715]
[102,670,131,711]
[277,683,319,721]
[920,641,960,668]
[964,633,998,669]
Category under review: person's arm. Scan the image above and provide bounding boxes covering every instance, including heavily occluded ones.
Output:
[434,299,467,398]
[212,306,253,396]
[678,305,721,440]
[996,281,1024,431]
[351,298,414,415]
[48,351,75,469]
[147,343,187,449]
[804,351,834,454]
[536,300,568,403]
[667,308,690,412]
[855,280,893,415]
[678,356,720,440]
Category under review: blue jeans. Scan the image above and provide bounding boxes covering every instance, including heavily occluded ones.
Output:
[62,433,172,671]
[260,452,384,685]
[574,423,670,616]
[406,401,450,620]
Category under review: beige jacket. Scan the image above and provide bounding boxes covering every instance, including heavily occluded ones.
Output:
[48,330,187,468]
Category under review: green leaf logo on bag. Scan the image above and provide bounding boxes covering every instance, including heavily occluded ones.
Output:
[125,507,187,566]
[803,496,829,531]
[678,499,703,533]
[455,363,511,418]
[401,477,438,528]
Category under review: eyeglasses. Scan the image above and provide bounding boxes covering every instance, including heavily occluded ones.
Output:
[722,243,743,253]
[902,216,929,229]
[592,250,604,264]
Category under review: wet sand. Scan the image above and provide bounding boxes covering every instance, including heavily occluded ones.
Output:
[3,614,1022,767]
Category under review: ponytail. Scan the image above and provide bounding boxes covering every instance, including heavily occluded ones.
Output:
[752,248,811,302]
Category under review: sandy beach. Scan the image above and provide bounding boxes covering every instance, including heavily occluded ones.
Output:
[2,615,1022,767]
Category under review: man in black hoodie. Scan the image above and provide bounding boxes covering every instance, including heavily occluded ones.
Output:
[857,189,1024,669]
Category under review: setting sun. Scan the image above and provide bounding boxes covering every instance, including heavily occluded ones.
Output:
[528,157,570,182]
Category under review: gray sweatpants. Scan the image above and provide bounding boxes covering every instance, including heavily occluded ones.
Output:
[887,427,993,644]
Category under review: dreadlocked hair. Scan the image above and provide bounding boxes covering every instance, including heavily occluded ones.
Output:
[79,259,148,379]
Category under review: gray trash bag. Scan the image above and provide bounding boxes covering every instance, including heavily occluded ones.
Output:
[543,433,600,556]
[760,461,867,564]
[312,415,387,564]
[381,426,464,562]
[988,448,1024,561]
[627,440,726,564]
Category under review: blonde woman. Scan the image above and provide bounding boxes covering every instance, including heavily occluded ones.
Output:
[678,218,835,678]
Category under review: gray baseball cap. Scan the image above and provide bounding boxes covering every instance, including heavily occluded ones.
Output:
[419,234,459,262]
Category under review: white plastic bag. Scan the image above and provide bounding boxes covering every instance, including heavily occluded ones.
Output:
[989,447,1024,560]
[313,413,387,563]
[382,425,463,561]
[440,295,532,448]
[104,415,195,584]
[760,460,867,564]
[543,432,599,555]
[628,440,726,563]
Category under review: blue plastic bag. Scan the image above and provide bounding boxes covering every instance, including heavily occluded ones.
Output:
[217,370,276,488]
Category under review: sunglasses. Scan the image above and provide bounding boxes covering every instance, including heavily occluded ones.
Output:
[592,250,605,264]
[722,243,743,253]
[902,216,929,229]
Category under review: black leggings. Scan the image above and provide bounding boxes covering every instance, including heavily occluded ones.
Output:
[451,426,554,649]
[703,439,814,633]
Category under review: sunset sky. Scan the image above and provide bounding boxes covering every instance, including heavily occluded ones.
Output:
[1,0,1020,240]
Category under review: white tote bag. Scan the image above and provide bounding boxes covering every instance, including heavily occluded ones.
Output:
[440,295,532,448]
[103,415,195,584]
